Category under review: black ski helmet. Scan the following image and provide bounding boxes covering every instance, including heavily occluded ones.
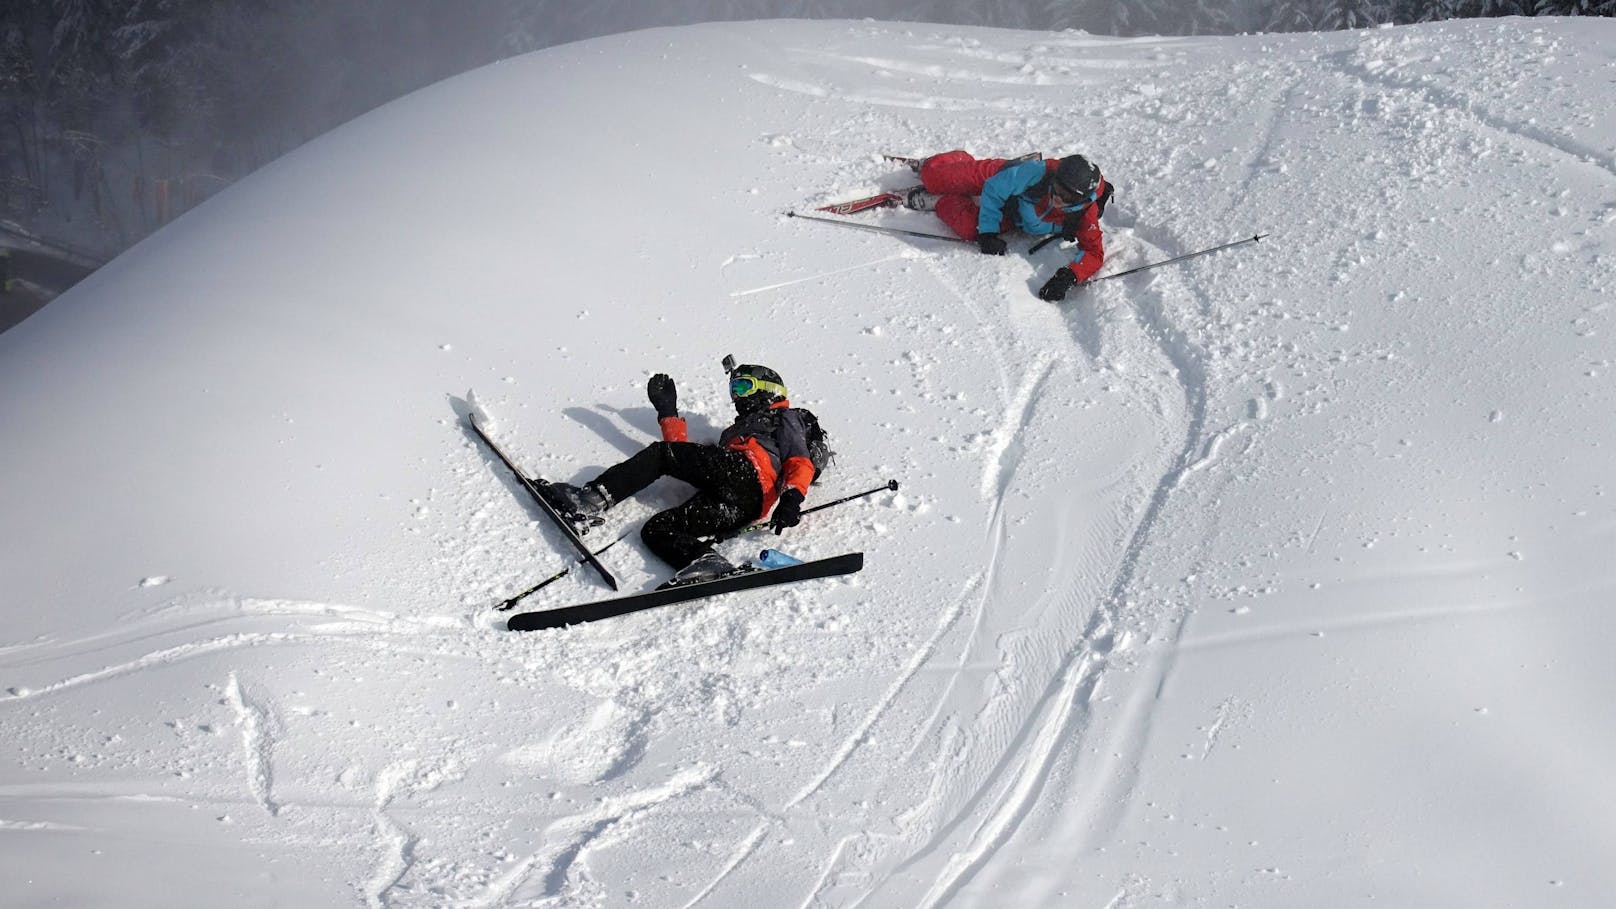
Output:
[729,363,787,414]
[1053,154,1100,202]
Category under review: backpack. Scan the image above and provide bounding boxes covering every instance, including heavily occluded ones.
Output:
[794,408,834,483]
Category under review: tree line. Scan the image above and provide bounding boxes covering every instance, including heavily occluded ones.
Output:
[1,0,1608,256]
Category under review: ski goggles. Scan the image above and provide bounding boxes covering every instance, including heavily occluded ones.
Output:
[1053,175,1099,205]
[730,375,788,399]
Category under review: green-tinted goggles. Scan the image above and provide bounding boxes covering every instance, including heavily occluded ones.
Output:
[730,375,788,399]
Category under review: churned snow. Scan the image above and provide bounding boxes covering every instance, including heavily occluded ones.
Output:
[2,17,1614,909]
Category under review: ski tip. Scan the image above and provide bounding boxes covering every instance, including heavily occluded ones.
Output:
[467,390,496,431]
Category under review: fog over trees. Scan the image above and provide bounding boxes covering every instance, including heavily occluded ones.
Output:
[2,0,1609,256]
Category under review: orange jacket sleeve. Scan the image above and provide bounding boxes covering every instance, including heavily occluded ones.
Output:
[780,455,815,498]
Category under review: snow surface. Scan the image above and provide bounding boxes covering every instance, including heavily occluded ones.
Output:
[3,17,1615,909]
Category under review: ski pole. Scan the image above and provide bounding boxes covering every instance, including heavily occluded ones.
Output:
[1089,233,1269,283]
[495,532,631,611]
[786,211,971,244]
[718,479,900,541]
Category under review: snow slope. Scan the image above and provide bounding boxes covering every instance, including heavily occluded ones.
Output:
[2,17,1614,908]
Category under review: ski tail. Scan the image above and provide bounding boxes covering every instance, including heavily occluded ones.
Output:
[816,192,902,215]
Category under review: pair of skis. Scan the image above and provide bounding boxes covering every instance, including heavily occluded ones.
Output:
[470,413,865,630]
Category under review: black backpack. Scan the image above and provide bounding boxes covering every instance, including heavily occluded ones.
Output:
[794,408,834,483]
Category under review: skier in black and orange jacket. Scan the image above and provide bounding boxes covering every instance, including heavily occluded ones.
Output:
[542,362,816,586]
[906,150,1112,302]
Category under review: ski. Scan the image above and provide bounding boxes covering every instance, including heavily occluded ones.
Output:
[815,191,903,215]
[506,552,864,630]
[817,152,1042,217]
[469,413,620,591]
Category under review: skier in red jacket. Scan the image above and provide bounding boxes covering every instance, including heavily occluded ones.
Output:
[905,150,1112,302]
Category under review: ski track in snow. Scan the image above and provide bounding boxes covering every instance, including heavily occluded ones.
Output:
[728,253,909,297]
[864,68,1332,891]
[1326,38,1616,181]
[690,568,1001,907]
[689,243,1042,905]
[912,644,1111,909]
[0,600,474,701]
[0,818,88,832]
[788,571,988,814]
[724,207,1207,909]
[483,765,716,907]
[1,628,474,703]
[983,353,1061,507]
[366,756,472,909]
[695,35,1231,905]
[224,672,280,817]
[1229,74,1306,214]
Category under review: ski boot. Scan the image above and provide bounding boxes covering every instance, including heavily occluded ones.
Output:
[657,552,741,589]
[538,481,612,528]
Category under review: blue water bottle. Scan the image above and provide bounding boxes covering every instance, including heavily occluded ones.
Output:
[757,549,803,569]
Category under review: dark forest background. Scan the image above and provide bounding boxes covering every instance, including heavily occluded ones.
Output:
[2,0,1610,259]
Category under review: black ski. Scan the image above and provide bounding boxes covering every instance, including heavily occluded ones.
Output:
[507,552,864,630]
[470,413,620,591]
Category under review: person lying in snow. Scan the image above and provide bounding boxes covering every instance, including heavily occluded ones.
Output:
[902,150,1112,302]
[541,361,818,587]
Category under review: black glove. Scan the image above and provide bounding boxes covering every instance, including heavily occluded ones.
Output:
[1037,267,1079,302]
[647,373,678,418]
[769,488,805,535]
[1060,212,1083,242]
[977,232,1007,256]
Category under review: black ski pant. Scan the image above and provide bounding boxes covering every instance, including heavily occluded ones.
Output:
[593,441,764,569]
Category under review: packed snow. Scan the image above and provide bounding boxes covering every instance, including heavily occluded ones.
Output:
[2,17,1614,909]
